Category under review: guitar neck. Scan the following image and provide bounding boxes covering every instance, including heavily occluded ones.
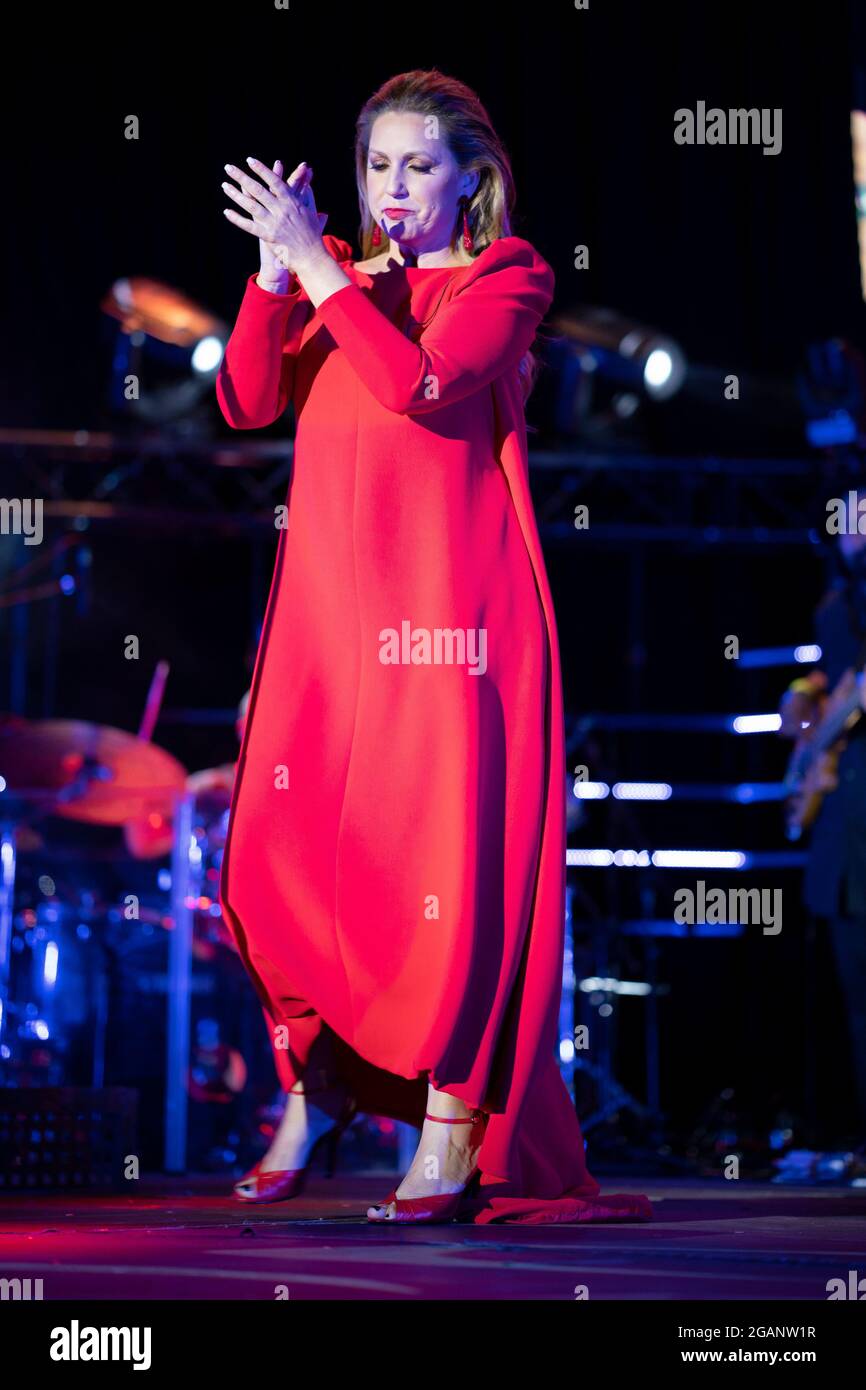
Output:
[813,687,863,752]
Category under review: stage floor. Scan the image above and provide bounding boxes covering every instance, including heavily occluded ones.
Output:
[1,1175,864,1300]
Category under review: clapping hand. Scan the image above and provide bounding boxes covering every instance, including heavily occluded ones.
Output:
[222,157,328,279]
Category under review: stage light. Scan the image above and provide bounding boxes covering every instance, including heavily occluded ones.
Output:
[101,277,229,425]
[567,848,752,869]
[738,644,821,669]
[552,306,688,403]
[578,976,652,996]
[103,278,224,348]
[43,942,58,988]
[612,782,672,800]
[651,850,746,869]
[191,335,225,375]
[731,713,782,733]
[732,783,789,803]
[573,779,610,798]
[643,347,675,393]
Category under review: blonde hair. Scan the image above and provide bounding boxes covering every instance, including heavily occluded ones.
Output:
[353,68,544,402]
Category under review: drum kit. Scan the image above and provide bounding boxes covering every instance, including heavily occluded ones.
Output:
[0,705,240,1117]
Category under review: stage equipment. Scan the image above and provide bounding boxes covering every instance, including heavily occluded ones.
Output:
[548,306,687,441]
[101,277,229,424]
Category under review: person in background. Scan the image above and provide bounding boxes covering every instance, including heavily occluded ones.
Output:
[779,517,866,1148]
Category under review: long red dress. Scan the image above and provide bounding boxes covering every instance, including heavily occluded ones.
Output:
[216,233,651,1225]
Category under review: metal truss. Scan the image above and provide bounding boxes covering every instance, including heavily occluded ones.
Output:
[529,448,852,547]
[0,431,849,544]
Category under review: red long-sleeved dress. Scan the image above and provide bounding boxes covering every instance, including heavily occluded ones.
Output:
[216,234,651,1225]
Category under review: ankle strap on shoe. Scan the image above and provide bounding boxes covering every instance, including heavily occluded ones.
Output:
[424,1110,484,1123]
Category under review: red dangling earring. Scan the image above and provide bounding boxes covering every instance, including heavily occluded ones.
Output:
[461,198,473,253]
[371,222,382,247]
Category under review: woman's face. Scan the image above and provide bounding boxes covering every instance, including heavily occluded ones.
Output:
[366,111,477,257]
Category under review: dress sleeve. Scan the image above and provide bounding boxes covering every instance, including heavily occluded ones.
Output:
[314,238,555,416]
[216,234,354,429]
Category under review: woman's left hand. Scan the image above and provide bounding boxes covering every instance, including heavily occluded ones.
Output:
[222,156,328,273]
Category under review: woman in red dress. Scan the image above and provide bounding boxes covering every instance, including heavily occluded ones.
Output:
[216,69,651,1226]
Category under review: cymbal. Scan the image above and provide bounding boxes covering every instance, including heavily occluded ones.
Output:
[0,716,187,825]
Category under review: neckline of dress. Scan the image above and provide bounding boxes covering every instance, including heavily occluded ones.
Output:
[403,262,467,272]
[352,263,467,277]
[350,254,481,279]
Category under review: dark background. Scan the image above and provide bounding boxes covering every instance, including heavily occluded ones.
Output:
[3,0,866,1154]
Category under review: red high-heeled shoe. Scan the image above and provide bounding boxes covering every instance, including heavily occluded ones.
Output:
[366,1109,487,1224]
[233,1084,357,1203]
